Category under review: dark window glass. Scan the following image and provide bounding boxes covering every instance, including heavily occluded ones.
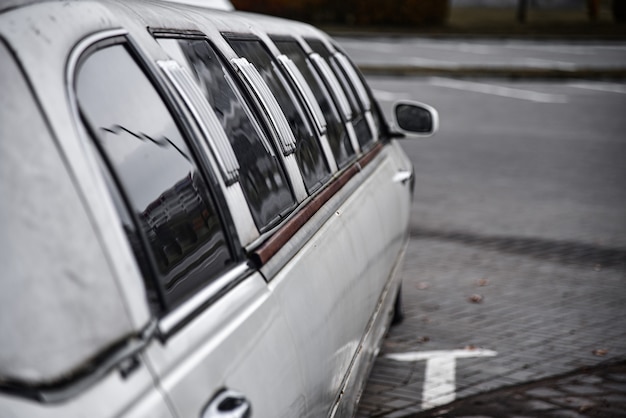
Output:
[89,141,161,312]
[306,39,373,148]
[159,38,296,231]
[272,39,355,168]
[76,44,233,311]
[227,38,330,192]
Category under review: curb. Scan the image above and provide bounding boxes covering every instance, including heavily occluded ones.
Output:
[358,65,626,79]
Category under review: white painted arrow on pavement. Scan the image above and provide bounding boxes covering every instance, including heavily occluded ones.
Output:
[386,348,498,409]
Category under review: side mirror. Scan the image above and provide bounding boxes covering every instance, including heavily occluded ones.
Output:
[393,100,439,138]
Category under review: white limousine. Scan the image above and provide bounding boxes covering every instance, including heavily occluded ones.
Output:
[0,0,438,417]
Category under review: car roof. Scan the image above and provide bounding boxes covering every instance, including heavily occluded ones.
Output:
[0,0,235,13]
[0,0,340,387]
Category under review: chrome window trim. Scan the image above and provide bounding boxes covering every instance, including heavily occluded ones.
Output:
[276,54,327,137]
[231,56,307,201]
[223,70,276,157]
[231,57,297,156]
[157,59,240,185]
[156,58,259,245]
[363,110,379,142]
[282,153,308,201]
[276,54,338,173]
[223,183,260,246]
[345,116,361,156]
[157,60,260,258]
[333,52,372,112]
[309,53,353,122]
[158,262,253,336]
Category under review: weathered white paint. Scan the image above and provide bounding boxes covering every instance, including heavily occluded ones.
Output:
[386,349,497,409]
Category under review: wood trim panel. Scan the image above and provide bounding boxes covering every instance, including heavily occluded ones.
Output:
[251,142,383,266]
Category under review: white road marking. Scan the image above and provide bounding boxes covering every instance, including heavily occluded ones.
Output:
[429,77,568,104]
[408,57,459,67]
[504,43,594,55]
[386,348,498,409]
[416,42,494,55]
[568,82,626,95]
[372,89,409,101]
[342,41,400,53]
[595,44,626,51]
[522,58,578,71]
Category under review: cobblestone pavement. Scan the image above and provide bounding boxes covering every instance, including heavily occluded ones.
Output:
[355,77,626,417]
[356,234,626,417]
[411,359,626,418]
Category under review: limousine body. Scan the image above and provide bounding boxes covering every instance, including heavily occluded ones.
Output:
[0,1,438,417]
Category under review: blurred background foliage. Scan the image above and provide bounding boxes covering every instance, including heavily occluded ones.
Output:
[230,0,450,26]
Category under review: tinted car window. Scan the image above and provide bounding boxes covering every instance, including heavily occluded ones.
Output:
[306,39,373,148]
[338,49,386,138]
[76,43,233,311]
[273,39,355,168]
[227,38,330,193]
[158,38,296,231]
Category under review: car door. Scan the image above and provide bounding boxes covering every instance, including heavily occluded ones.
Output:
[227,35,413,416]
[72,34,306,418]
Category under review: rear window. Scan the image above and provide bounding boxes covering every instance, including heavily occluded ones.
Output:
[76,42,234,311]
[0,40,136,384]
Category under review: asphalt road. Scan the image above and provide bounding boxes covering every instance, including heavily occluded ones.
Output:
[356,77,626,417]
[337,37,626,70]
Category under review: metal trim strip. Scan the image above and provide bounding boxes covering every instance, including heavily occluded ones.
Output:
[231,57,297,156]
[309,53,353,122]
[277,54,327,137]
[251,142,383,266]
[157,60,240,185]
[334,52,372,111]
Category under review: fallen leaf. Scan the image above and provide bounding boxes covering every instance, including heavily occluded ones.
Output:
[592,348,609,357]
[476,278,489,287]
[579,403,595,413]
[417,282,430,290]
[468,294,484,303]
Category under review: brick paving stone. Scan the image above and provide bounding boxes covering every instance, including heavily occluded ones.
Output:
[524,399,556,411]
[560,384,605,395]
[548,411,588,418]
[521,387,566,399]
[358,227,626,416]
[551,395,594,409]
[602,393,626,403]
[603,382,626,392]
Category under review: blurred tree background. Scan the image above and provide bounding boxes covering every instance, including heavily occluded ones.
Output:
[231,0,450,26]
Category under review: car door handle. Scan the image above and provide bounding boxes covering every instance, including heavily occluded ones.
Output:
[202,389,251,418]
[393,170,413,185]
